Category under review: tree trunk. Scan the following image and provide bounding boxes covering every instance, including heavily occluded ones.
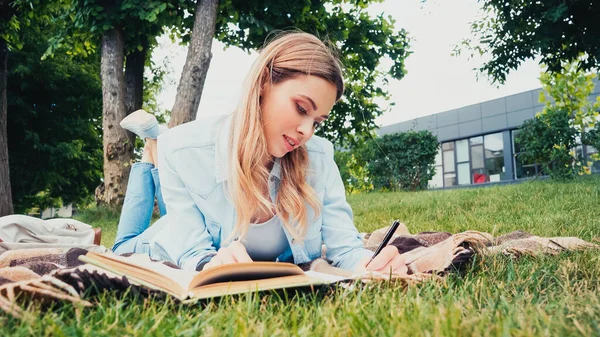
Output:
[0,39,13,215]
[98,28,133,207]
[124,42,147,146]
[169,0,219,128]
[125,43,146,114]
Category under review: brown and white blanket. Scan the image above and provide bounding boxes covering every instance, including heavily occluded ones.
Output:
[0,223,598,319]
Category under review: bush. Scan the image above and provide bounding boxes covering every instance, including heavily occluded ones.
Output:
[334,151,373,194]
[356,131,439,191]
[516,60,600,180]
[516,107,579,180]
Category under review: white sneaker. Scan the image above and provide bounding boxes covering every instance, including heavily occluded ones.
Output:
[120,109,166,139]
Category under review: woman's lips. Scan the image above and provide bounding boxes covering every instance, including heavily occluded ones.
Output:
[283,135,296,152]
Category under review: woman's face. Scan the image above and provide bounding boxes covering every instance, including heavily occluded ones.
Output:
[261,74,338,158]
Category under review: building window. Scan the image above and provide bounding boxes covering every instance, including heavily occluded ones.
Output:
[456,139,470,185]
[429,148,444,188]
[512,130,543,179]
[470,136,486,183]
[436,132,509,188]
[442,142,456,186]
[484,133,506,182]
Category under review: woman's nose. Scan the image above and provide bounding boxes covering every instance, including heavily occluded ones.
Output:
[297,118,313,137]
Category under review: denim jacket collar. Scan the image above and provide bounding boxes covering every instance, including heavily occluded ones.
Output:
[214,114,281,184]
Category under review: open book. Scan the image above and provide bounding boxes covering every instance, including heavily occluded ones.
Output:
[78,252,348,300]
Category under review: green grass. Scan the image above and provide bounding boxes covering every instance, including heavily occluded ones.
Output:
[2,176,600,336]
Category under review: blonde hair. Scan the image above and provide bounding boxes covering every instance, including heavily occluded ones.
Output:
[227,32,344,243]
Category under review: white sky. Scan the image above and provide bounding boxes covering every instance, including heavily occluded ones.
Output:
[154,0,543,127]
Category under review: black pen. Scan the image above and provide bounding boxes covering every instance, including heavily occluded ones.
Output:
[365,220,400,268]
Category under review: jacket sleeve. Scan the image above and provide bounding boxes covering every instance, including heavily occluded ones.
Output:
[319,142,373,270]
[151,141,217,271]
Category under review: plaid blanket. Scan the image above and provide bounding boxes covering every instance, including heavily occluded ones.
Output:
[362,223,599,275]
[0,224,598,319]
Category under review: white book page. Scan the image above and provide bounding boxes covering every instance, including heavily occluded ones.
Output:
[101,253,198,292]
[303,271,349,283]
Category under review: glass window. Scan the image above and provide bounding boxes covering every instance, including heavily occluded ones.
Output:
[457,163,470,185]
[470,136,483,146]
[442,142,454,150]
[429,148,444,189]
[472,168,488,184]
[471,145,484,169]
[444,172,456,187]
[456,139,469,162]
[486,157,505,181]
[513,130,524,154]
[443,150,455,173]
[515,161,538,179]
[484,133,504,156]
[512,130,544,179]
[485,133,506,181]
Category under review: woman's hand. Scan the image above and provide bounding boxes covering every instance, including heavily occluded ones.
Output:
[355,246,407,276]
[203,241,253,270]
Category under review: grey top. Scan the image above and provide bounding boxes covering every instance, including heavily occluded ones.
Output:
[243,216,289,261]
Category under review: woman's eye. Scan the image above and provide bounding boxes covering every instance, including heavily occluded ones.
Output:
[296,103,307,115]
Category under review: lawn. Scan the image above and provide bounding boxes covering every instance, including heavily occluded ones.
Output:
[2,176,600,336]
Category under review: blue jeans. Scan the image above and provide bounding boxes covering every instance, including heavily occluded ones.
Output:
[112,162,167,255]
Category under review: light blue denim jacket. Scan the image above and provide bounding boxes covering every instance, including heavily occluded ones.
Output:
[149,114,373,271]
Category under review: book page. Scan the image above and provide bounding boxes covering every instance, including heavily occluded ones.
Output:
[303,271,349,283]
[123,254,196,291]
[190,274,319,299]
[82,252,197,296]
[189,262,303,289]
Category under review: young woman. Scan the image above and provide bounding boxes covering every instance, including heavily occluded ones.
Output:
[112,32,406,274]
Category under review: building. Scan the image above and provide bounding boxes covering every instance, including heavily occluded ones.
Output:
[40,204,74,219]
[377,80,600,188]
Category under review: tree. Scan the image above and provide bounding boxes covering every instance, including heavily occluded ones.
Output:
[171,0,411,148]
[7,19,103,212]
[0,0,63,215]
[516,60,599,179]
[63,0,189,206]
[457,0,600,84]
[169,0,218,128]
[0,15,10,215]
[516,108,578,180]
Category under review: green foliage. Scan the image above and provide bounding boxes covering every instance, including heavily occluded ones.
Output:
[583,125,600,166]
[46,0,190,59]
[55,0,411,148]
[334,151,373,195]
[538,60,600,130]
[456,0,600,84]
[516,60,599,180]
[0,1,63,51]
[356,131,439,191]
[143,56,170,121]
[583,126,600,152]
[7,17,103,213]
[516,108,579,180]
[212,0,411,148]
